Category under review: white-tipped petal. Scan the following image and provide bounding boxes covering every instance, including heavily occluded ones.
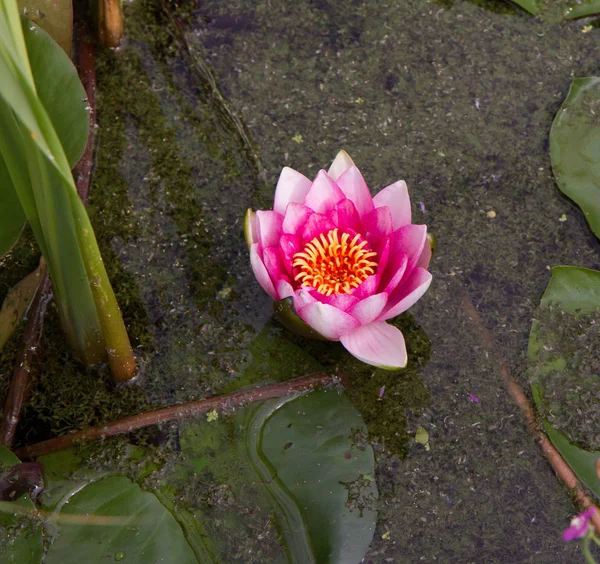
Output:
[328,150,355,181]
[273,167,312,215]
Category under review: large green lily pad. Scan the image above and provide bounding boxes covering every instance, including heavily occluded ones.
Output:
[180,389,377,563]
[0,446,43,564]
[550,78,600,239]
[528,266,600,501]
[45,476,198,564]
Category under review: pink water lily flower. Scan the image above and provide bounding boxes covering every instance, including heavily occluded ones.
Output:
[244,150,432,369]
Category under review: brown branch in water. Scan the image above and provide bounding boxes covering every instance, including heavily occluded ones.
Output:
[0,270,52,448]
[461,293,600,533]
[15,372,340,459]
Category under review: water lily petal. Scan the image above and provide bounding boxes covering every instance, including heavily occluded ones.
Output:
[363,206,393,239]
[378,268,432,321]
[279,233,300,276]
[340,321,407,369]
[332,198,362,234]
[312,292,359,312]
[273,167,312,215]
[300,212,336,244]
[263,246,289,285]
[293,287,318,310]
[244,209,259,248]
[352,272,380,300]
[296,301,360,340]
[250,243,277,299]
[348,292,388,325]
[373,180,411,230]
[336,166,375,218]
[256,210,283,249]
[282,202,312,234]
[374,237,390,283]
[304,170,345,214]
[328,149,355,181]
[381,253,408,295]
[416,237,432,269]
[388,224,427,275]
[276,280,295,300]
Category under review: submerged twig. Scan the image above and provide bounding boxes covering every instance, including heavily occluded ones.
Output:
[15,372,339,459]
[0,270,52,448]
[461,293,600,533]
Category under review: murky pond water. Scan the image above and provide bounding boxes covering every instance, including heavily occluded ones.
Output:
[2,0,600,561]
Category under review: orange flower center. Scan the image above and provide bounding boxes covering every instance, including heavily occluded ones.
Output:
[292,228,378,296]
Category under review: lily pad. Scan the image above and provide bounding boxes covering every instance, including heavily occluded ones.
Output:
[528,266,600,501]
[45,476,198,564]
[550,78,600,239]
[180,389,377,563]
[0,446,43,564]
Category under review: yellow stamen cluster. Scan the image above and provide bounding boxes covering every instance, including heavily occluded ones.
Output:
[292,228,378,296]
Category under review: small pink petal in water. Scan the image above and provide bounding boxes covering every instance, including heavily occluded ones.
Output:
[419,201,426,213]
[377,385,386,400]
[563,507,596,541]
[468,393,479,403]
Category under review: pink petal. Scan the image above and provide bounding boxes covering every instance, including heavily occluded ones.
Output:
[250,243,277,299]
[336,166,375,218]
[373,180,411,230]
[363,206,393,239]
[313,292,359,312]
[300,212,336,244]
[256,210,283,249]
[388,224,427,275]
[293,288,317,310]
[303,170,345,214]
[276,280,295,300]
[279,233,300,276]
[374,238,390,284]
[352,273,380,300]
[417,237,432,269]
[348,293,388,325]
[262,246,288,285]
[340,322,407,369]
[328,150,355,181]
[296,301,360,340]
[381,253,408,295]
[282,203,312,234]
[244,209,259,248]
[378,268,432,321]
[273,167,312,215]
[332,199,361,234]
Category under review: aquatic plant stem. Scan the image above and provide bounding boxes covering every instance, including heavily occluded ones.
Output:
[14,372,340,459]
[461,293,600,534]
[71,24,136,383]
[0,268,52,448]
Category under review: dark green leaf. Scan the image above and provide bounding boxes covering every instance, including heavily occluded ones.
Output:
[0,446,42,564]
[45,476,198,564]
[550,77,600,238]
[528,266,600,503]
[510,0,539,15]
[180,390,377,563]
[0,153,26,257]
[565,0,600,19]
[17,0,73,54]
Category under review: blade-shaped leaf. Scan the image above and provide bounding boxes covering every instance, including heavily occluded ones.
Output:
[550,77,600,239]
[0,152,26,257]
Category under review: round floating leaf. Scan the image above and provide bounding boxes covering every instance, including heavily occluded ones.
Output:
[261,390,378,564]
[550,77,600,239]
[528,266,600,501]
[45,476,197,564]
[0,446,43,564]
